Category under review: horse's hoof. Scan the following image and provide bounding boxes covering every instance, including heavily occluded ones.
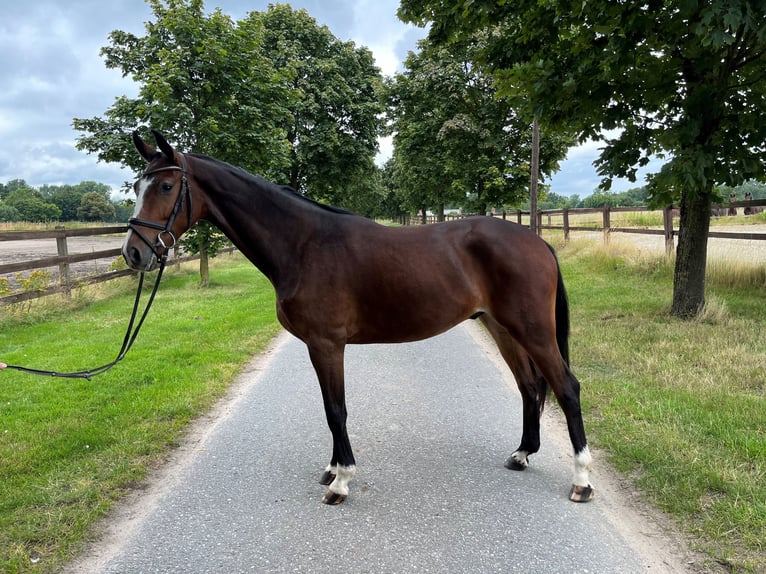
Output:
[319,470,336,485]
[569,484,595,502]
[322,491,346,505]
[504,456,527,471]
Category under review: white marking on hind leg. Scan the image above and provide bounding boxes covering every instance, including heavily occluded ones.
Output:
[511,450,529,468]
[328,464,356,496]
[572,446,592,487]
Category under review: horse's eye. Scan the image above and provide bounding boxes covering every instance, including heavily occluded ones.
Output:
[161,182,174,192]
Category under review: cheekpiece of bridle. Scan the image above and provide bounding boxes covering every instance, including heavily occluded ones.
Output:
[127,153,193,264]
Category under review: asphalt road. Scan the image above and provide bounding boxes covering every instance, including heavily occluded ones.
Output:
[68,323,692,574]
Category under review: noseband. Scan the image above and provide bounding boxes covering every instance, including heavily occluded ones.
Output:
[128,153,193,262]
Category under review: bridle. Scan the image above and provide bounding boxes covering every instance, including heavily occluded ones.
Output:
[127,153,193,263]
[0,155,194,381]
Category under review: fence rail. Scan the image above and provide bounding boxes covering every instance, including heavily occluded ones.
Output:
[4,202,766,305]
[0,225,230,306]
[399,201,766,256]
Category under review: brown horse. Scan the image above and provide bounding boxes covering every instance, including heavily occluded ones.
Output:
[123,131,594,505]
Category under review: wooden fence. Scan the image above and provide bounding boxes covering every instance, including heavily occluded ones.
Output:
[4,200,765,305]
[0,225,231,306]
[399,199,766,256]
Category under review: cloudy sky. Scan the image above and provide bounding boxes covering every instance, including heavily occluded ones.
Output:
[0,1,654,199]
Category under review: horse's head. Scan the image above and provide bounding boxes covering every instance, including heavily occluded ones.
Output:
[122,130,196,271]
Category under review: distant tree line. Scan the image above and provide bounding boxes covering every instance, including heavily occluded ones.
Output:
[0,179,130,223]
[532,180,766,212]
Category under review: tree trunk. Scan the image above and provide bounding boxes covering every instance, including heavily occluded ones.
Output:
[530,119,540,235]
[199,237,210,288]
[670,188,711,318]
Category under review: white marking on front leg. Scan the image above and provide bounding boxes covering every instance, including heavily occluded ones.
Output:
[572,446,592,487]
[328,464,356,496]
[511,450,529,468]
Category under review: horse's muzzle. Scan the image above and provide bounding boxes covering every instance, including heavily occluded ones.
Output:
[122,233,159,271]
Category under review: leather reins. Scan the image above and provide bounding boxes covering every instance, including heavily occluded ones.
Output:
[0,156,192,380]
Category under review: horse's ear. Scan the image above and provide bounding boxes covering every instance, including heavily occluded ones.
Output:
[132,131,156,163]
[151,130,178,165]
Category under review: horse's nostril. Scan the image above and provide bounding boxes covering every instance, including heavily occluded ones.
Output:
[127,246,142,268]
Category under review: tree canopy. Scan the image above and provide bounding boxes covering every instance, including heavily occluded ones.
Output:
[385,35,572,218]
[256,5,385,211]
[0,179,126,222]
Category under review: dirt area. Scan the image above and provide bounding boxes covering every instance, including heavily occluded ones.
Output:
[570,223,766,263]
[0,235,125,288]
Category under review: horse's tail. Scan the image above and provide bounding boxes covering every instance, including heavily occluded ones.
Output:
[547,243,571,367]
[530,243,571,418]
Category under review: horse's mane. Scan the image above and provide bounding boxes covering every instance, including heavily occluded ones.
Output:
[190,153,355,216]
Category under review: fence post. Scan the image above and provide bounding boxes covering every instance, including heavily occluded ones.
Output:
[602,205,611,244]
[663,206,675,256]
[55,226,71,297]
[516,210,522,225]
[563,208,570,243]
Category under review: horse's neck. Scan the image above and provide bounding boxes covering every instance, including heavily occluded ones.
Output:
[196,166,316,287]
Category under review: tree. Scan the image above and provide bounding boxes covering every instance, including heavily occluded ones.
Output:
[74,0,291,285]
[399,1,766,318]
[253,5,385,212]
[385,56,458,219]
[1,179,31,200]
[42,186,83,221]
[4,186,61,222]
[386,35,572,218]
[77,192,117,221]
[0,203,21,222]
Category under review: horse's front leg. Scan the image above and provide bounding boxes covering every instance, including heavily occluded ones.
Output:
[307,341,356,505]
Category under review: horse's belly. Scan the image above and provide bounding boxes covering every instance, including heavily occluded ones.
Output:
[347,304,476,344]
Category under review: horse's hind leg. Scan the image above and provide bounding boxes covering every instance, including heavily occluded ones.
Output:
[484,318,594,502]
[307,341,356,505]
[480,315,547,472]
[526,342,594,502]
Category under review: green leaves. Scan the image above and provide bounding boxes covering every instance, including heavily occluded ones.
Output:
[74,2,384,218]
[400,0,766,199]
[255,5,385,209]
[386,33,572,215]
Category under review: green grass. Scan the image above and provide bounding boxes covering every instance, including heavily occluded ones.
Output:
[555,238,766,573]
[0,254,280,573]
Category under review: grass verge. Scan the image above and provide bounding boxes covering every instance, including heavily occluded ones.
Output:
[0,254,280,573]
[555,238,765,573]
